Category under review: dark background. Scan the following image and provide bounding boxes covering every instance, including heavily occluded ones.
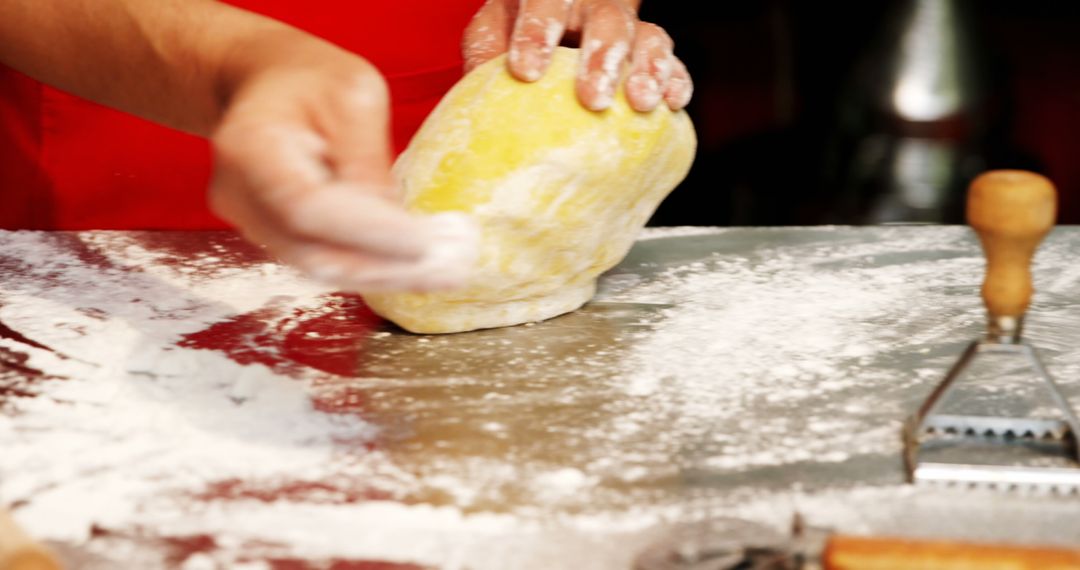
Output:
[639,0,1080,226]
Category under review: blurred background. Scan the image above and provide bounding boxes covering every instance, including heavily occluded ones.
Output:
[640,0,1080,226]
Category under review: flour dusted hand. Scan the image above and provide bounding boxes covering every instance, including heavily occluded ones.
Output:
[463,0,693,112]
[209,42,480,294]
[363,47,696,334]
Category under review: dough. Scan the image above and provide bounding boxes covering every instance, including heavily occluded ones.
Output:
[364,47,696,334]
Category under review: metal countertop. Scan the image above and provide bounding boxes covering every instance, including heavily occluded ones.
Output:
[2,227,1079,568]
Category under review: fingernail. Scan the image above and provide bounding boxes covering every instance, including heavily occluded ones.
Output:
[628,73,661,110]
[668,76,693,109]
[510,45,545,82]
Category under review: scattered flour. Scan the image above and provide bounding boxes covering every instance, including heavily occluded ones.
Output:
[0,233,373,542]
[3,227,1080,568]
[594,227,986,475]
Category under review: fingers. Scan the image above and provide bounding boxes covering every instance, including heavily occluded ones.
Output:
[507,0,572,82]
[283,210,479,293]
[575,0,635,111]
[271,183,449,262]
[217,184,479,293]
[210,122,330,223]
[315,69,398,198]
[465,0,692,112]
[662,56,693,110]
[586,17,693,112]
[212,122,429,259]
[214,69,425,260]
[624,22,673,112]
[210,121,480,292]
[463,0,516,72]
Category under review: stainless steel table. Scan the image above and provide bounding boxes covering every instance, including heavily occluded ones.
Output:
[1,227,1079,569]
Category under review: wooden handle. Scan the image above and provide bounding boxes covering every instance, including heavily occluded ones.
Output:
[966,170,1056,320]
[0,508,61,570]
[825,534,1080,570]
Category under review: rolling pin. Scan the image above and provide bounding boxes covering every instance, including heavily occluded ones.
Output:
[0,506,60,570]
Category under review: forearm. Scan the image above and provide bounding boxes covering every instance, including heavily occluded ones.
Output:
[0,0,347,136]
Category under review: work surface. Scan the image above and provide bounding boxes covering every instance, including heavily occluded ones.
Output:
[2,227,1080,569]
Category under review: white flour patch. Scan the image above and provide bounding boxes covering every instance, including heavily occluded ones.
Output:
[600,227,984,473]
[0,233,371,538]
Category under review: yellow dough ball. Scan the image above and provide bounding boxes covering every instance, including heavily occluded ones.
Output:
[364,47,697,334]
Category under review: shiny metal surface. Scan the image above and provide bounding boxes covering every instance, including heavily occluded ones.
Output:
[905,340,1080,492]
[885,0,976,122]
[837,0,989,223]
[4,227,1080,568]
[989,315,1024,344]
[913,462,1080,493]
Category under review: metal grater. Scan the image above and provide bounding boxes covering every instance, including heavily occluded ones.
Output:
[903,338,1080,493]
[903,170,1080,494]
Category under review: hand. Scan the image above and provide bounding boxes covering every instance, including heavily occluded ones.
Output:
[209,45,478,293]
[463,0,693,112]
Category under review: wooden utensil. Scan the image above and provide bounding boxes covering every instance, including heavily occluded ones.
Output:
[823,534,1080,570]
[903,170,1080,493]
[0,506,61,570]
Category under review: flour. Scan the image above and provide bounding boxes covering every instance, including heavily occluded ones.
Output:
[4,227,1080,568]
[1,231,663,569]
[599,227,983,473]
[0,232,369,541]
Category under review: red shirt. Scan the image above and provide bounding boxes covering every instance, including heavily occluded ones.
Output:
[0,1,485,230]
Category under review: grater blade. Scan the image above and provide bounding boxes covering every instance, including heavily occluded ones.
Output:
[911,462,1080,495]
[921,415,1074,441]
[904,339,1080,493]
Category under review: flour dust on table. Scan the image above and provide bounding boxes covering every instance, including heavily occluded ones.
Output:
[2,227,1080,568]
